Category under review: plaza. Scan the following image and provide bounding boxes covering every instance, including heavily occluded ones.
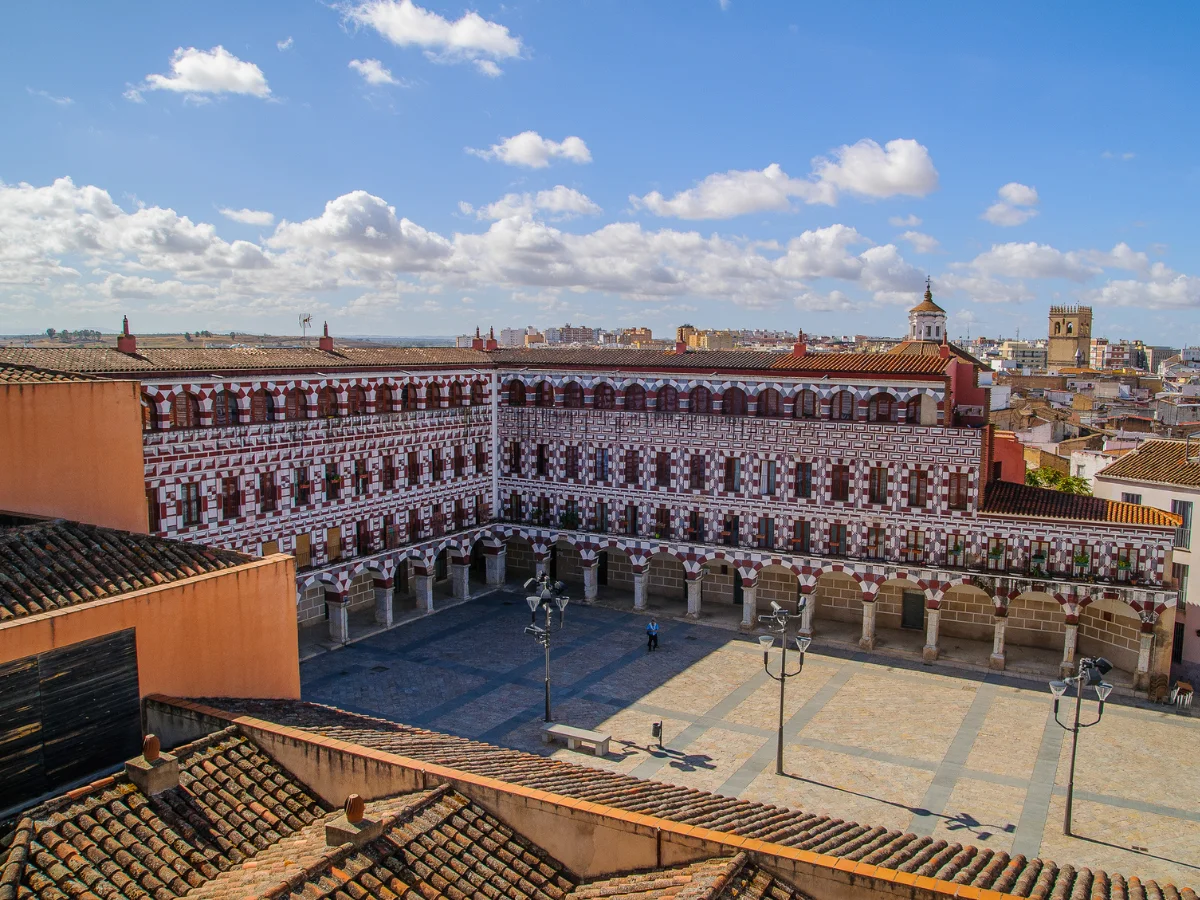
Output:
[299,586,1200,887]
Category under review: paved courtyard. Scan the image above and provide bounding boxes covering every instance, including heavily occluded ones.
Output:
[301,588,1200,886]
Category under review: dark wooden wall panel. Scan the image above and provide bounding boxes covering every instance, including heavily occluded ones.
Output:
[0,657,45,805]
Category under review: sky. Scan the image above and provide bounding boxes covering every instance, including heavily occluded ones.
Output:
[3,1,1200,343]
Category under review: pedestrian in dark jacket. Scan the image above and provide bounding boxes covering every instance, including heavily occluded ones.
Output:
[646,618,659,651]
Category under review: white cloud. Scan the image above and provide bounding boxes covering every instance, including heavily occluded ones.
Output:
[1101,150,1135,161]
[277,36,294,51]
[463,186,601,221]
[900,231,939,253]
[794,289,856,312]
[220,207,276,226]
[349,58,401,85]
[467,131,591,168]
[889,213,921,227]
[27,87,73,106]
[534,185,602,217]
[983,182,1038,226]
[970,242,1092,281]
[343,0,523,74]
[811,138,939,199]
[719,0,732,9]
[138,46,271,98]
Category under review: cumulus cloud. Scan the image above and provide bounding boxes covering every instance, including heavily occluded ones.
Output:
[467,131,591,168]
[462,186,602,221]
[811,138,939,199]
[342,0,523,75]
[900,231,939,253]
[134,46,271,99]
[983,182,1038,226]
[220,207,276,226]
[349,58,402,85]
[27,87,72,106]
[970,242,1092,281]
[889,213,921,227]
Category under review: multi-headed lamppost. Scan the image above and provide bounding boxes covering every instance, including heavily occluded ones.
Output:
[758,599,812,776]
[524,572,570,722]
[1049,656,1114,836]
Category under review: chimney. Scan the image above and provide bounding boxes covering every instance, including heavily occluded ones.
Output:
[471,326,485,351]
[327,793,383,847]
[485,326,498,351]
[125,735,179,794]
[674,340,687,355]
[116,315,138,354]
[939,331,951,359]
[319,321,334,352]
[792,331,808,357]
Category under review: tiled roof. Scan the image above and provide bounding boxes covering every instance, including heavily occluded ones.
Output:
[0,520,251,622]
[0,363,97,384]
[1094,440,1200,488]
[769,350,952,375]
[490,348,785,370]
[568,853,804,899]
[981,481,1182,527]
[885,340,987,367]
[0,348,158,373]
[0,727,329,900]
[208,700,1193,900]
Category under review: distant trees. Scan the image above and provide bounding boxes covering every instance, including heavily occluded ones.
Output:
[1026,467,1092,495]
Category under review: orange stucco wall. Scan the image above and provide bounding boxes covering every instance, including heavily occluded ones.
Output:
[0,379,147,532]
[990,431,1027,483]
[0,554,300,699]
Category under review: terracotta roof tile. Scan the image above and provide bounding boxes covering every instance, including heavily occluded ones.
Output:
[0,520,251,623]
[981,481,1181,527]
[0,363,98,384]
[1094,439,1200,488]
[770,350,952,375]
[489,348,783,370]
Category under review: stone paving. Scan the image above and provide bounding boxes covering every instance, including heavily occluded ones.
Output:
[300,587,1200,887]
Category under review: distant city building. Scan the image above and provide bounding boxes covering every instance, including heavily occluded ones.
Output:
[523,331,547,348]
[1000,340,1047,370]
[454,334,476,348]
[545,323,598,344]
[1047,305,1093,368]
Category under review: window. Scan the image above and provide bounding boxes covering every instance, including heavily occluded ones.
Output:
[409,508,423,540]
[507,380,526,406]
[656,451,671,487]
[831,391,855,421]
[171,392,200,429]
[326,464,342,500]
[384,519,401,550]
[1173,499,1193,550]
[596,447,610,481]
[475,441,487,473]
[146,489,160,531]
[536,443,549,477]
[624,449,640,486]
[722,387,747,416]
[688,510,704,541]
[327,527,342,562]
[470,381,486,406]
[408,450,421,486]
[377,384,394,413]
[828,523,848,556]
[594,383,615,409]
[449,382,464,408]
[382,457,395,491]
[454,499,467,530]
[356,520,372,555]
[181,482,202,527]
[756,388,782,417]
[868,467,888,505]
[761,460,777,495]
[294,534,311,570]
[689,454,706,490]
[1121,492,1143,505]
[426,382,441,408]
[260,472,277,513]
[908,470,929,507]
[689,385,712,414]
[508,493,521,523]
[431,449,444,482]
[317,387,339,418]
[757,517,775,549]
[476,494,487,524]
[905,396,922,424]
[141,394,157,431]
[657,385,678,411]
[294,469,311,505]
[354,459,369,495]
[948,472,969,510]
[1029,539,1049,574]
[654,507,672,539]
[221,477,239,519]
[623,503,639,536]
[250,390,274,424]
[831,464,851,502]
[509,442,521,476]
[348,386,368,416]
[866,527,885,559]
[594,500,608,531]
[722,514,740,546]
[565,446,580,480]
[904,530,925,564]
[453,447,464,479]
[795,389,817,419]
[213,391,240,426]
[285,389,308,421]
[535,381,555,407]
[1173,562,1190,600]
[400,384,417,411]
[625,384,646,411]
[987,537,1007,571]
[431,506,447,535]
[792,520,811,553]
[795,462,813,499]
[868,394,894,423]
[563,381,584,408]
[723,457,742,493]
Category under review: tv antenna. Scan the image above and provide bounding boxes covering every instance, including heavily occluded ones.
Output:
[299,314,312,342]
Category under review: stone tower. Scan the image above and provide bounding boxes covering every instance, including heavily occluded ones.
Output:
[1047,305,1092,368]
[908,278,946,341]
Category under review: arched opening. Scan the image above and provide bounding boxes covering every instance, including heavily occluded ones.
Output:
[426,381,442,409]
[867,393,896,423]
[213,390,240,426]
[377,384,394,414]
[504,533,537,580]
[506,379,526,407]
[400,384,418,411]
[470,380,486,406]
[624,384,646,411]
[756,388,782,417]
[250,389,275,424]
[285,388,308,421]
[722,386,747,416]
[657,384,678,412]
[906,394,937,425]
[347,386,368,416]
[141,393,158,431]
[689,385,712,414]
[562,381,584,408]
[170,392,200,429]
[810,570,867,644]
[1066,322,1074,334]
[1054,322,1062,335]
[593,383,615,409]
[317,386,339,418]
[831,390,856,421]
[794,389,817,419]
[534,381,555,407]
[757,564,802,619]
[449,381,464,407]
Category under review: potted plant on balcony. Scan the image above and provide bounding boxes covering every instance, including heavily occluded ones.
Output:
[1073,551,1090,578]
[988,544,1004,569]
[560,510,580,530]
[1116,558,1132,582]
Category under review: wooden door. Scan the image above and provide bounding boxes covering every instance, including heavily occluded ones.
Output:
[901,591,925,630]
[326,527,341,562]
[294,533,311,569]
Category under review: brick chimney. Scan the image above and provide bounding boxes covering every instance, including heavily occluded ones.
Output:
[791,331,807,357]
[125,734,178,794]
[319,321,334,352]
[485,326,498,351]
[471,327,484,351]
[117,315,138,354]
[939,330,951,359]
[674,340,687,355]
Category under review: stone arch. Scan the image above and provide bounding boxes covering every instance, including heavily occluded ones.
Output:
[657,384,679,412]
[316,385,339,418]
[426,381,442,409]
[624,383,647,411]
[866,391,898,423]
[534,380,555,408]
[756,387,783,418]
[470,379,487,406]
[593,382,616,409]
[721,386,748,416]
[810,569,869,636]
[448,380,465,408]
[376,382,395,413]
[689,384,712,414]
[249,388,275,423]
[563,380,584,408]
[347,385,369,416]
[644,550,687,602]
[505,378,526,407]
[756,563,803,615]
[284,387,309,421]
[503,530,537,579]
[830,390,856,421]
[170,390,201,429]
[794,388,818,419]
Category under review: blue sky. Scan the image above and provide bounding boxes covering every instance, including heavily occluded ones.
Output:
[3,1,1200,343]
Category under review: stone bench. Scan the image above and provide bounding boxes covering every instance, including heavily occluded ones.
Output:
[542,723,611,757]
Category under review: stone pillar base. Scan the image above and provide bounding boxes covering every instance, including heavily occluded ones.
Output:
[328,597,350,645]
[1059,662,1075,679]
[484,549,506,586]
[988,653,1006,671]
[632,573,647,610]
[922,645,939,662]
[740,584,756,628]
[373,586,393,628]
[450,562,470,600]
[582,564,598,602]
[1133,670,1150,691]
[415,574,434,614]
[687,577,704,619]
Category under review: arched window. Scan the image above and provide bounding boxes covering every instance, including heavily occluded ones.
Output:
[426,382,441,408]
[213,390,240,426]
[317,386,339,418]
[250,389,275,424]
[831,390,856,421]
[690,385,712,414]
[624,384,646,411]
[794,389,817,419]
[563,381,584,408]
[348,386,368,416]
[285,389,308,421]
[868,393,895,423]
[722,387,747,416]
[535,381,555,407]
[449,381,464,407]
[905,396,922,424]
[171,392,200,429]
[593,383,615,409]
[657,384,678,412]
[1066,322,1074,334]
[141,393,157,431]
[1054,322,1062,335]
[377,384,394,414]
[507,380,526,407]
[401,384,417,411]
[470,380,486,406]
[756,388,782,417]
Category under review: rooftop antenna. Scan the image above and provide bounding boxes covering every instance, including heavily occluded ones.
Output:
[299,314,312,342]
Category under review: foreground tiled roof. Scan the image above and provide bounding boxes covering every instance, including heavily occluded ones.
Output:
[0,520,251,622]
[209,700,1193,900]
[885,340,987,367]
[568,853,804,899]
[0,363,97,384]
[981,481,1182,527]
[490,348,787,370]
[0,728,329,900]
[1094,439,1200,488]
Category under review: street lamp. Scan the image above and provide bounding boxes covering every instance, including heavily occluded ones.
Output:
[1049,656,1114,836]
[759,599,810,776]
[524,573,569,722]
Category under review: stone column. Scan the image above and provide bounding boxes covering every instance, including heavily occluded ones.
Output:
[632,569,647,610]
[581,559,598,602]
[859,600,877,650]
[922,606,940,662]
[327,591,350,645]
[740,581,757,628]
[1134,625,1155,691]
[484,547,506,586]
[534,549,548,578]
[686,572,705,620]
[989,610,1007,671]
[373,578,394,628]
[1060,619,1079,679]
[799,588,814,637]
[414,569,434,614]
[450,559,470,600]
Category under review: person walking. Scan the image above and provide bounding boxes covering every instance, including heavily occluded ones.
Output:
[646,618,659,652]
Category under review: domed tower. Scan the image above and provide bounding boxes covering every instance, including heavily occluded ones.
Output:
[908,277,946,342]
